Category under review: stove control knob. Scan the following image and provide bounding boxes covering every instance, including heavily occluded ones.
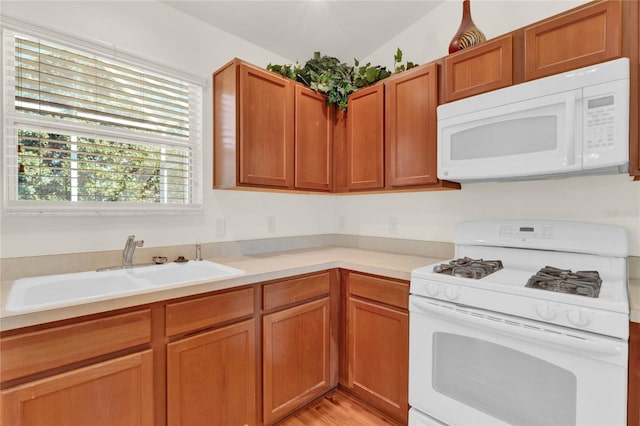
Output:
[426,283,440,297]
[535,304,557,321]
[445,286,460,301]
[567,309,592,328]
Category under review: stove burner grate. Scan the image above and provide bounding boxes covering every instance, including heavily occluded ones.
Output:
[433,257,503,279]
[526,266,602,297]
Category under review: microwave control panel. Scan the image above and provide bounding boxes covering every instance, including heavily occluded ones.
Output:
[584,94,615,151]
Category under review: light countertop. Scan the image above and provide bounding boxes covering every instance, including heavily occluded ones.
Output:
[2,247,639,331]
[0,247,441,331]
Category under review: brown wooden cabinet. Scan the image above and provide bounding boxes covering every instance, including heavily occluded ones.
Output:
[166,287,256,426]
[344,272,409,423]
[214,59,295,189]
[1,309,153,426]
[2,350,154,426]
[524,0,622,81]
[385,62,439,188]
[443,34,513,103]
[629,321,640,426]
[345,82,385,190]
[295,85,333,191]
[167,319,256,426]
[262,273,333,425]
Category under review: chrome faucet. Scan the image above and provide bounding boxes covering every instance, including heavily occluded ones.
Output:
[122,235,144,267]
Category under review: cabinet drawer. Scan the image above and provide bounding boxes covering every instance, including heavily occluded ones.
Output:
[348,273,408,310]
[166,287,254,337]
[444,34,513,103]
[1,309,151,383]
[2,350,154,426]
[263,272,330,311]
[524,0,621,81]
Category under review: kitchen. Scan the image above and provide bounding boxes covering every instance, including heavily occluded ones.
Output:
[1,0,639,425]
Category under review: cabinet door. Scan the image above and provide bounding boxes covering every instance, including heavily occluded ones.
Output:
[1,350,153,426]
[239,63,294,188]
[524,0,621,81]
[629,321,640,426]
[385,63,439,187]
[295,85,332,191]
[263,297,331,425]
[167,319,256,426]
[444,34,513,103]
[347,297,408,422]
[346,83,384,190]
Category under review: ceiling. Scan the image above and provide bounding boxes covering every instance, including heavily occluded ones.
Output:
[161,1,445,63]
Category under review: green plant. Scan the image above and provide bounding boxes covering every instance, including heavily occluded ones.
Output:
[266,49,416,111]
[393,48,418,73]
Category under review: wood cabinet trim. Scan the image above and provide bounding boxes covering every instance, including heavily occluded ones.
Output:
[1,309,151,383]
[629,321,640,426]
[165,287,254,337]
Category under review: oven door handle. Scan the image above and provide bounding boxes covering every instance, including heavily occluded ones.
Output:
[410,298,624,356]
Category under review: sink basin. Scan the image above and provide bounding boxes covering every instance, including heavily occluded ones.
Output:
[130,261,244,286]
[5,260,244,312]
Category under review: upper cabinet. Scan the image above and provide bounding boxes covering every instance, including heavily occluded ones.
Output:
[385,63,439,187]
[294,85,333,191]
[214,59,334,191]
[443,34,513,103]
[345,83,385,191]
[524,0,622,81]
[214,0,639,187]
[214,60,294,189]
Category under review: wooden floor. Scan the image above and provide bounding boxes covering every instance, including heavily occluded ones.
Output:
[275,389,402,426]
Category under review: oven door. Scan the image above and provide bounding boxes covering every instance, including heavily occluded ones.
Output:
[409,296,628,426]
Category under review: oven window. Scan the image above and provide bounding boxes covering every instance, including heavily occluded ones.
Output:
[432,332,577,426]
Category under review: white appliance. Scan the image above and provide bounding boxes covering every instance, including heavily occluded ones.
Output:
[409,220,629,426]
[437,58,629,182]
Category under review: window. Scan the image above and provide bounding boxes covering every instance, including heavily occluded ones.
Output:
[2,28,203,214]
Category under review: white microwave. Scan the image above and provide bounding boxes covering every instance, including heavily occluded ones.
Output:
[437,58,629,182]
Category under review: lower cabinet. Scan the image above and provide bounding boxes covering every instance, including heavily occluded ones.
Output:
[345,271,409,423]
[167,319,256,426]
[1,350,154,426]
[630,321,640,426]
[262,273,332,425]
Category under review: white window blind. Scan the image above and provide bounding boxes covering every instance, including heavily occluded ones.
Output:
[2,28,203,214]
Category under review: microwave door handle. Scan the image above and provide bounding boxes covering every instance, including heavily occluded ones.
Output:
[410,297,623,356]
[564,90,579,166]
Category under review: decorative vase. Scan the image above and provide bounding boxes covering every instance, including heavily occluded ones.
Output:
[448,0,486,54]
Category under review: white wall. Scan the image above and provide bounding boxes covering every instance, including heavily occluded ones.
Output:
[1,0,639,259]
[0,1,337,258]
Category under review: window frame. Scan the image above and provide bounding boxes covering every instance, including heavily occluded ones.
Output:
[1,21,205,215]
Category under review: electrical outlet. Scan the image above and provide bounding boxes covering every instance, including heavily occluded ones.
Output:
[389,217,398,234]
[215,218,226,237]
[267,216,276,233]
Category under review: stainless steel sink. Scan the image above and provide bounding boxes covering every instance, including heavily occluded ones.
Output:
[5,260,244,312]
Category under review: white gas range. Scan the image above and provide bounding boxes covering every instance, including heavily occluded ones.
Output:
[409,220,630,426]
